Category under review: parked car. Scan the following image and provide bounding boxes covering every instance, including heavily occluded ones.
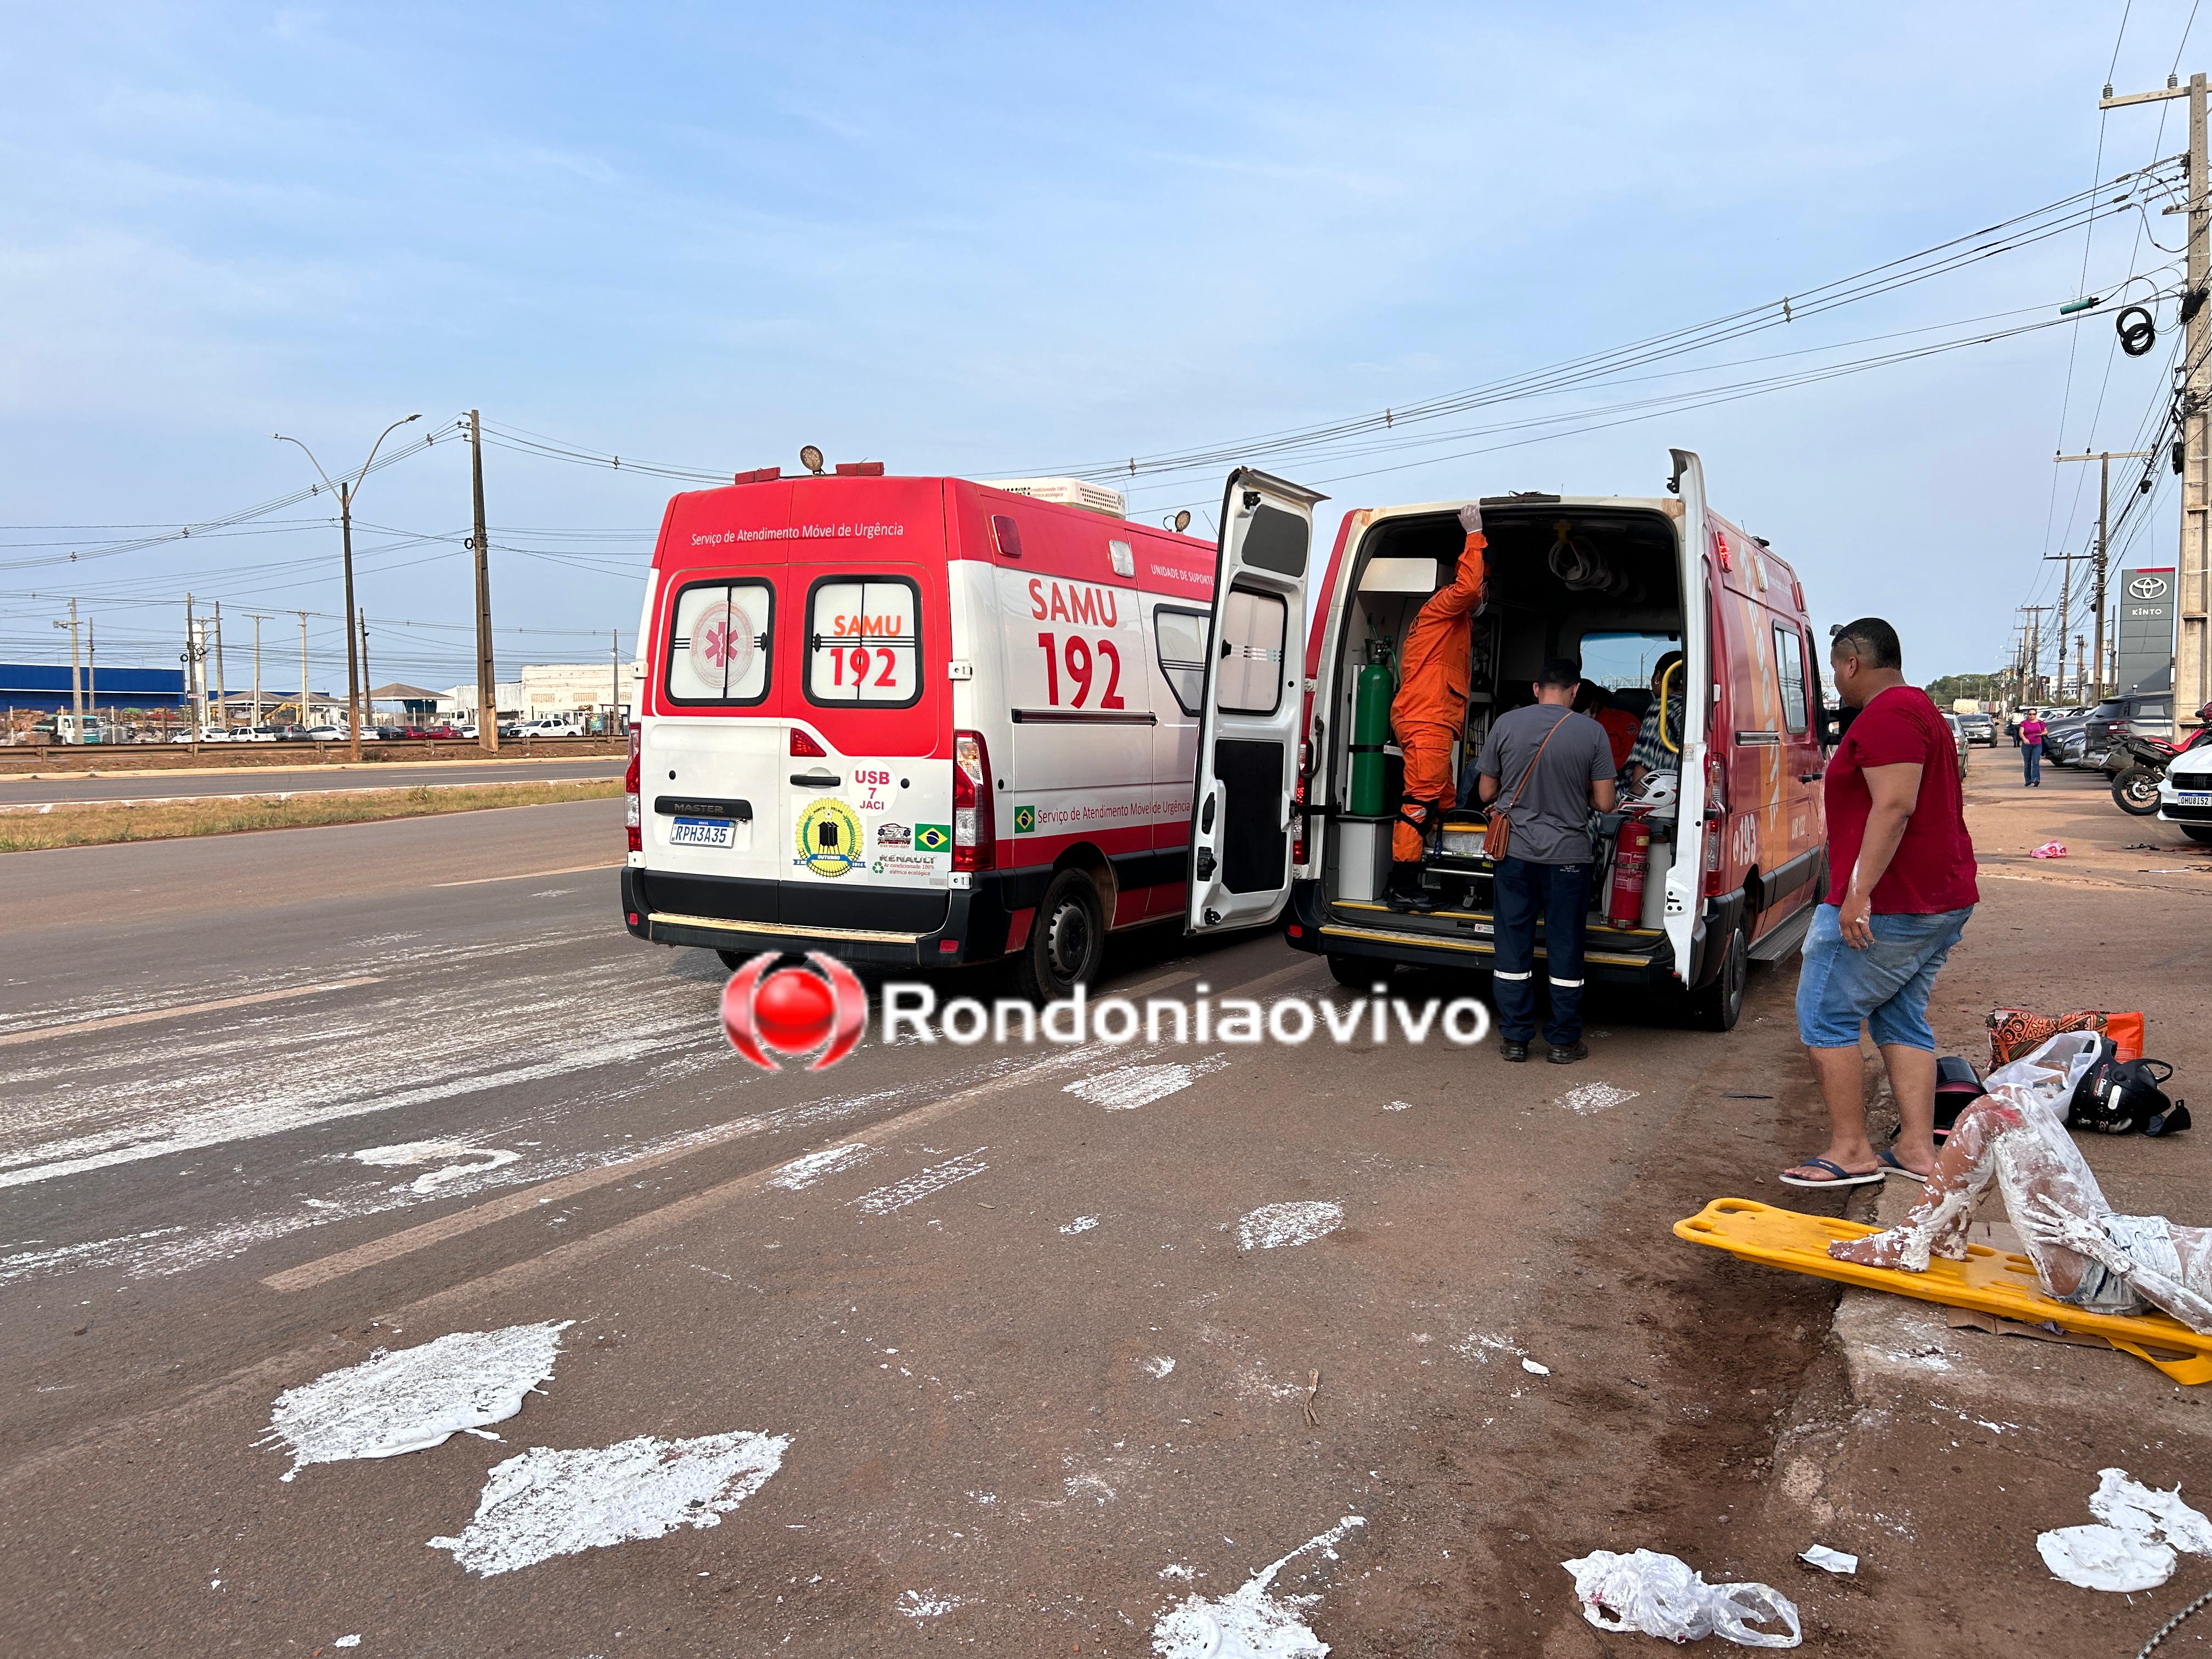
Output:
[1942,713,1971,778]
[2157,734,2212,843]
[2044,715,2092,768]
[2081,693,2177,767]
[306,725,348,742]
[421,722,466,740]
[1956,711,1995,746]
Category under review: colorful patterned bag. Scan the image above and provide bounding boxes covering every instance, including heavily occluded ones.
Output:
[1987,1008,2145,1068]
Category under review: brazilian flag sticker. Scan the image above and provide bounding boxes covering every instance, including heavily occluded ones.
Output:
[1012,804,1037,834]
[914,823,951,854]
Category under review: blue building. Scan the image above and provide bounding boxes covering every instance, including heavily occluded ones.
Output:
[0,663,190,713]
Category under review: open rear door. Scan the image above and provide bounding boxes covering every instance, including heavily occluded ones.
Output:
[1663,448,1714,978]
[1186,468,1327,933]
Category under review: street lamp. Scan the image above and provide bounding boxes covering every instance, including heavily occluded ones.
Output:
[272,413,420,760]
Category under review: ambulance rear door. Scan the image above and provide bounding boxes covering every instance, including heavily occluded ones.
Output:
[1186,468,1327,933]
[1663,448,1716,979]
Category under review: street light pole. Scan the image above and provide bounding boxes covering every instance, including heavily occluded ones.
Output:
[273,414,420,760]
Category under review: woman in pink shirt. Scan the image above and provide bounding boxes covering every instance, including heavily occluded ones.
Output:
[2018,710,2047,787]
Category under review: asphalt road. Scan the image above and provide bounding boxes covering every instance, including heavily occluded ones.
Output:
[0,755,623,807]
[3,761,2205,1656]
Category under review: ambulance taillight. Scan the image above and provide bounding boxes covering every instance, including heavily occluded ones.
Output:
[623,726,642,854]
[952,730,995,871]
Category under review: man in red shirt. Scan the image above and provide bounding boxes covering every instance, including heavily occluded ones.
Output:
[1781,618,1978,1189]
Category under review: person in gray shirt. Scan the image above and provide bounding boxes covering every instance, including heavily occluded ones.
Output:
[1475,656,1618,1064]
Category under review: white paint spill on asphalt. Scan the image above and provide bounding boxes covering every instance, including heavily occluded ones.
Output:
[1152,1516,1365,1657]
[0,951,714,1189]
[767,1143,878,1192]
[1556,1082,1638,1115]
[1235,1201,1345,1252]
[331,1638,360,1650]
[1383,1101,1412,1113]
[1142,1356,1176,1379]
[896,1590,964,1619]
[1064,1058,1224,1111]
[263,1321,571,1481]
[353,1140,520,1194]
[427,1429,791,1577]
[1060,1216,1101,1236]
[853,1149,990,1215]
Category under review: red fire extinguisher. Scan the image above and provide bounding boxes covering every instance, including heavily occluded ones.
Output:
[1607,811,1651,928]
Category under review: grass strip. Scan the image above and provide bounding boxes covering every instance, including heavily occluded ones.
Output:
[0,779,623,853]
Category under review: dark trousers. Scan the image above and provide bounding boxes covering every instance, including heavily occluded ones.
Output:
[1492,854,1590,1045]
[2021,741,2042,785]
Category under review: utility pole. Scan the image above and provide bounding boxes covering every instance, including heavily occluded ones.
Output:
[2020,605,2050,702]
[87,617,97,736]
[297,610,311,727]
[2103,72,2209,723]
[2053,449,2152,702]
[273,413,420,760]
[611,627,622,737]
[470,411,499,753]
[53,600,82,743]
[245,612,269,728]
[212,599,227,729]
[359,610,375,736]
[2077,635,2088,706]
[183,592,209,732]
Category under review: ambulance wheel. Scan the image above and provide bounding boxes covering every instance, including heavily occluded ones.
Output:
[1017,868,1105,1002]
[716,949,751,972]
[1328,953,1385,991]
[1688,920,1748,1032]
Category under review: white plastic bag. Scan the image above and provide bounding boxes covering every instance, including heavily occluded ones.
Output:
[1561,1549,1802,1647]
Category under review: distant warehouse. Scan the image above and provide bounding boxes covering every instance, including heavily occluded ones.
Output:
[438,661,643,721]
[0,663,189,713]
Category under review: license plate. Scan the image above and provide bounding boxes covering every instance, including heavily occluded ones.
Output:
[2178,791,2212,806]
[669,816,735,848]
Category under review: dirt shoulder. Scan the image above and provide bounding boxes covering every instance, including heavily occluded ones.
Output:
[0,777,620,850]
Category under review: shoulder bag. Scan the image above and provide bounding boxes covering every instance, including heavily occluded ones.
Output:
[1481,713,1568,863]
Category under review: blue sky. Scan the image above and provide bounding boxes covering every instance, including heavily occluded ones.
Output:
[0,2,2199,692]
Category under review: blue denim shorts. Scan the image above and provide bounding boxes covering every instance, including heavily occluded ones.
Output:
[1795,903,1973,1050]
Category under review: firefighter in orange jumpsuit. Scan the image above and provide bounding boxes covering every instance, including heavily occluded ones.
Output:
[1387,502,1488,910]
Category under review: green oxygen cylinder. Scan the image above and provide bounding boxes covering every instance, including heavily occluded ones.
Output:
[1350,646,1395,816]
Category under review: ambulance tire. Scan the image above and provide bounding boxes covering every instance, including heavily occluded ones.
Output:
[715,949,751,972]
[1327,953,1384,991]
[1017,868,1106,1003]
[1687,919,1748,1032]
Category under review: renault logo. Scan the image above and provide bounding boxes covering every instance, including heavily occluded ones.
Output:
[2128,573,2170,600]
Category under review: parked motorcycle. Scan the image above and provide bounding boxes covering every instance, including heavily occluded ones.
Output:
[2108,706,2212,814]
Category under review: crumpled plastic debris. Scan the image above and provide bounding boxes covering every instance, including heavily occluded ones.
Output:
[1561,1549,1801,1647]
[1797,1545,1857,1575]
[2038,1468,2212,1592]
[2030,841,2068,859]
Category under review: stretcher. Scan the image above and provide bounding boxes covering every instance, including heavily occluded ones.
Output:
[1675,1197,2212,1386]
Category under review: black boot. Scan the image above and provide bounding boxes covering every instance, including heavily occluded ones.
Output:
[1384,863,1436,913]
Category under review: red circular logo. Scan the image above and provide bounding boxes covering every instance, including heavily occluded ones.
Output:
[721,951,866,1071]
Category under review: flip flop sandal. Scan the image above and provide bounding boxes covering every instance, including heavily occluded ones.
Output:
[1877,1149,1934,1180]
[1776,1156,1885,1190]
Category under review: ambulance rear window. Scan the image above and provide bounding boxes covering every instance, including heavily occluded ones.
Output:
[664,579,773,706]
[806,575,922,708]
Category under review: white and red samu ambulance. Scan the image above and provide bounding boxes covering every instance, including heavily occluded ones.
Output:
[620,465,1323,998]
